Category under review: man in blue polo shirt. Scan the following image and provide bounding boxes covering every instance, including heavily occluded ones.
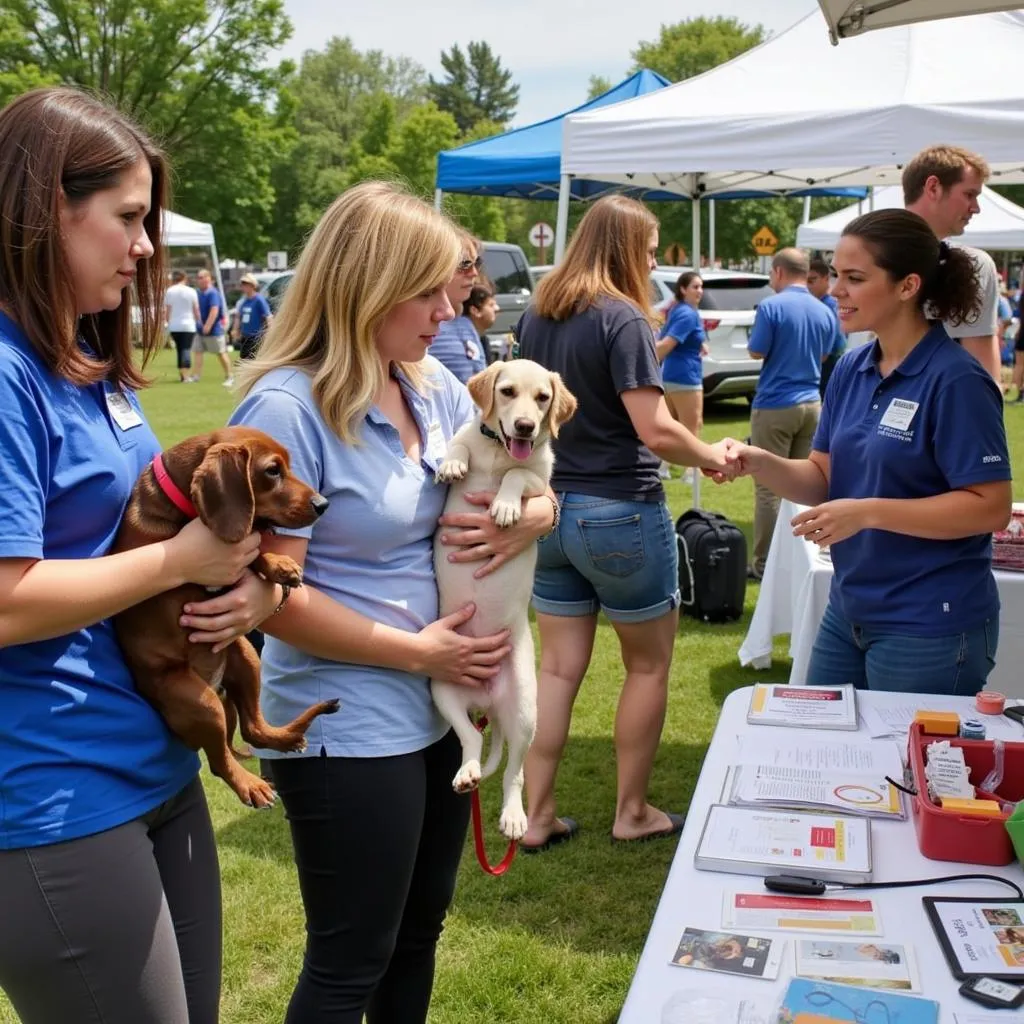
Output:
[748,248,843,578]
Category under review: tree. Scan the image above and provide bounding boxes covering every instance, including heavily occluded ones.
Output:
[631,16,766,83]
[587,74,612,101]
[427,41,519,133]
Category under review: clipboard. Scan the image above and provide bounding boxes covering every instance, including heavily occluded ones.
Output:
[923,897,1024,981]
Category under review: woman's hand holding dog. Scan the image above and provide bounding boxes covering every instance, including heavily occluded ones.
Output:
[416,602,512,688]
[180,568,281,652]
[167,518,262,588]
[438,491,553,579]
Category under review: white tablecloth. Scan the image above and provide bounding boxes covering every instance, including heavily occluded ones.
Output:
[739,498,1024,698]
[617,686,1024,1022]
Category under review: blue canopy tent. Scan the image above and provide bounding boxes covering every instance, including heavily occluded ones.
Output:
[434,69,866,261]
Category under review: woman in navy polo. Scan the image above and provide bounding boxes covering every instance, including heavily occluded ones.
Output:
[657,271,708,437]
[723,210,1011,693]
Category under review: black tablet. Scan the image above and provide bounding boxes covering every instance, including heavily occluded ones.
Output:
[923,897,1024,981]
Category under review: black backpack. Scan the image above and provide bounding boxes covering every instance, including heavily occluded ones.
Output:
[676,509,747,622]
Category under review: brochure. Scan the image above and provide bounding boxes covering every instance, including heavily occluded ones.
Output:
[669,927,784,980]
[747,683,858,731]
[730,733,904,778]
[725,764,905,820]
[794,939,921,992]
[694,805,873,883]
[774,978,939,1023]
[923,898,1024,980]
[722,890,882,936]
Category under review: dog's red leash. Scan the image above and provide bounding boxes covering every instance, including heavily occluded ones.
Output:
[470,715,517,876]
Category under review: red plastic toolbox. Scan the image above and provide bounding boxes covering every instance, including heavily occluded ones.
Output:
[907,722,1024,866]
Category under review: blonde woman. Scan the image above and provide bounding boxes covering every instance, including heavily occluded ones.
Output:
[227,182,555,1022]
[516,195,735,850]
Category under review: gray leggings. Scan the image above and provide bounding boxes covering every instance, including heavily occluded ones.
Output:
[0,776,221,1024]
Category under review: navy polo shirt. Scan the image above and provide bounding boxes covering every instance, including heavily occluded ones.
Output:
[239,293,271,338]
[659,302,705,387]
[749,285,844,409]
[813,325,1010,636]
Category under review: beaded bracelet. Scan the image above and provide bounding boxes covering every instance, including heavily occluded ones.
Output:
[271,584,292,616]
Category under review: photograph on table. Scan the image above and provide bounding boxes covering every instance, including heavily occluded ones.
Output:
[775,978,939,1024]
[794,939,921,991]
[670,927,784,980]
[924,898,1024,980]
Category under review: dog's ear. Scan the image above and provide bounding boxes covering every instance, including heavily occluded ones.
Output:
[546,372,578,439]
[191,443,255,542]
[466,363,503,421]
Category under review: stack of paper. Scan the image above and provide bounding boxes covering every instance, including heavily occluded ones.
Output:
[747,683,858,731]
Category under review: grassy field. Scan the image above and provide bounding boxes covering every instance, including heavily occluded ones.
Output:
[3,349,1023,1024]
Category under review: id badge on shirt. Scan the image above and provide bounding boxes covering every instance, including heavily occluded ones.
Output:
[425,420,447,464]
[878,398,919,432]
[106,390,143,430]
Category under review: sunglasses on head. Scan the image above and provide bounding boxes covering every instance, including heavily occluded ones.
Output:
[457,256,483,273]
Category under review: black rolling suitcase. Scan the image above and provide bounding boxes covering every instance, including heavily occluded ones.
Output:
[675,509,747,622]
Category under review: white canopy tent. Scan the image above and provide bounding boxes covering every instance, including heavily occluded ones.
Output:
[817,1,1024,43]
[797,184,1024,250]
[558,11,1024,260]
[161,210,226,305]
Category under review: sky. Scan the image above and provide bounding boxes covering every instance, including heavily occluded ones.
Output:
[277,0,822,127]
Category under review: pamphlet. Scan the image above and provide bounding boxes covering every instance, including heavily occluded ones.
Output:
[924,898,1024,979]
[694,805,873,883]
[669,927,784,980]
[794,939,921,992]
[774,978,938,1023]
[730,734,904,778]
[722,890,882,936]
[725,764,905,820]
[747,683,858,731]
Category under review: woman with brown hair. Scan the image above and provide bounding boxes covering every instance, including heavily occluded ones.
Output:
[516,195,734,849]
[0,87,277,1023]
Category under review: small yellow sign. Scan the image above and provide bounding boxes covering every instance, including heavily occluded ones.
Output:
[752,226,779,256]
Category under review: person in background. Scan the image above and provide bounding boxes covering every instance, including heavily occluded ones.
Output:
[236,272,273,360]
[903,145,1002,387]
[516,195,735,851]
[808,256,845,396]
[717,210,1010,694]
[429,232,486,382]
[465,284,502,363]
[228,181,556,1022]
[747,248,844,580]
[192,267,233,386]
[164,268,200,383]
[1013,284,1024,403]
[656,270,708,438]
[0,85,275,1024]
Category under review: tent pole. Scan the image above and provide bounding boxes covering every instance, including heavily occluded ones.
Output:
[691,198,701,270]
[708,200,716,266]
[868,186,875,212]
[554,174,571,263]
[434,188,443,212]
[802,195,812,224]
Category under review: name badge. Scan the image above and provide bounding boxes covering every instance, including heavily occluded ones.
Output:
[425,420,447,463]
[106,390,143,430]
[879,398,919,432]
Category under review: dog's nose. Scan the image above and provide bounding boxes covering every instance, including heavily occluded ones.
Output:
[310,494,330,517]
[513,418,535,438]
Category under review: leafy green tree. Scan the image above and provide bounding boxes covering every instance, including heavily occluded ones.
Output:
[587,74,612,101]
[631,16,766,82]
[427,41,519,133]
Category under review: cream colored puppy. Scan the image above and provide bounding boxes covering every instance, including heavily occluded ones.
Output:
[433,360,576,840]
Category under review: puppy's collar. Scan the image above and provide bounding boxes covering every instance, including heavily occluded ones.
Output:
[479,422,503,445]
[152,452,198,519]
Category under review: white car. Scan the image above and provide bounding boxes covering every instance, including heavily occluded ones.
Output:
[531,265,773,401]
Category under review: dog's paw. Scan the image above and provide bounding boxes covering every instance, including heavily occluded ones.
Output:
[489,498,520,528]
[499,804,529,841]
[452,759,482,793]
[264,554,304,588]
[435,459,468,483]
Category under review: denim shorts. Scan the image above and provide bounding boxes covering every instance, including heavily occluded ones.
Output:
[663,381,702,393]
[532,493,680,623]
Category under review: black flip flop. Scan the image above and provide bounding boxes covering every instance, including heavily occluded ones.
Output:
[519,816,580,854]
[611,811,686,845]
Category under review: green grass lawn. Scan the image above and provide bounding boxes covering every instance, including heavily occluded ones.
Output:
[3,349,1023,1024]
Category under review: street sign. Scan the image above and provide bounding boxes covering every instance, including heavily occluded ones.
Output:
[528,222,555,264]
[266,250,288,271]
[751,226,778,256]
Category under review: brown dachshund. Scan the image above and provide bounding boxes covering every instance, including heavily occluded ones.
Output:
[113,426,339,807]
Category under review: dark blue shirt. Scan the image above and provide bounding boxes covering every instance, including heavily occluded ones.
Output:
[749,286,843,409]
[239,293,271,338]
[813,325,1010,636]
[659,302,705,386]
[0,312,197,848]
[198,286,225,337]
[822,294,840,317]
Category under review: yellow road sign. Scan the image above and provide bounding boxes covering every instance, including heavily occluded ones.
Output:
[752,226,779,256]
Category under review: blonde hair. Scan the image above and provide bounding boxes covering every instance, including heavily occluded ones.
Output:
[237,182,460,442]
[534,195,657,322]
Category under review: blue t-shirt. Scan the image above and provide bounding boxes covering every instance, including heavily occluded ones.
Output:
[0,312,198,849]
[822,294,840,318]
[813,325,1011,636]
[239,293,271,338]
[429,315,486,383]
[749,286,844,409]
[230,357,475,757]
[659,302,705,386]
[198,286,225,336]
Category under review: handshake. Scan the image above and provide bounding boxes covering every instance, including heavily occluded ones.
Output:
[701,437,761,484]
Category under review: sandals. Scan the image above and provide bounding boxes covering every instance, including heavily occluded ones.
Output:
[518,816,580,854]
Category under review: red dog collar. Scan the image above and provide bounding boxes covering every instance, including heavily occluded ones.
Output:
[152,452,198,518]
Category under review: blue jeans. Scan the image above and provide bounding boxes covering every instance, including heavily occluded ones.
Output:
[807,601,998,695]
[532,494,680,623]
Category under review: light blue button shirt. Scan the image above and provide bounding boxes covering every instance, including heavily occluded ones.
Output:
[229,357,474,757]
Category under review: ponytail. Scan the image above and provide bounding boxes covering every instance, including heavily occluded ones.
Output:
[922,241,982,326]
